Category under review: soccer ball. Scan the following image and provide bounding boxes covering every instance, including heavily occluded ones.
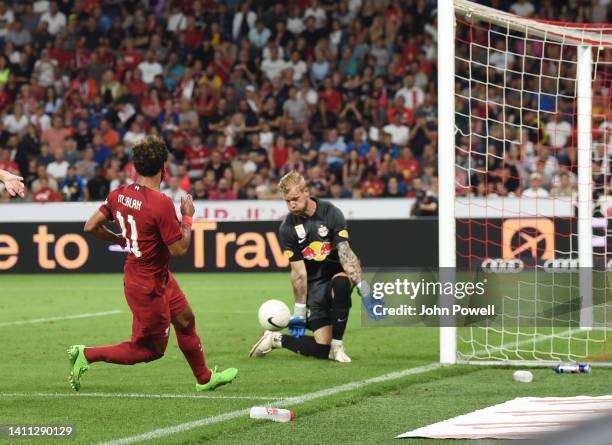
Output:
[258,299,291,331]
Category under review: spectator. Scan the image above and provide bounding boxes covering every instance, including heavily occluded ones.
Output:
[36,143,54,167]
[370,38,391,76]
[0,1,14,39]
[396,147,420,184]
[60,166,85,201]
[269,135,290,174]
[0,147,19,175]
[361,168,384,197]
[248,19,271,49]
[137,51,163,84]
[192,179,207,200]
[232,3,257,42]
[319,129,346,173]
[7,19,32,48]
[32,176,59,202]
[92,136,111,167]
[209,177,238,200]
[545,113,572,148]
[32,49,57,88]
[383,176,404,197]
[384,113,410,146]
[110,170,133,192]
[75,147,97,180]
[287,50,308,82]
[510,0,535,16]
[163,175,188,203]
[4,103,28,135]
[166,4,187,34]
[64,137,81,166]
[395,74,425,111]
[41,115,68,155]
[310,49,330,84]
[523,173,550,198]
[411,181,439,216]
[85,166,109,201]
[286,6,305,35]
[123,122,146,149]
[39,1,66,36]
[260,46,287,81]
[43,87,62,116]
[304,0,327,30]
[46,149,69,181]
[282,86,308,124]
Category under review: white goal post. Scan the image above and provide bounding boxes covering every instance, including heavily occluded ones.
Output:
[438,0,611,365]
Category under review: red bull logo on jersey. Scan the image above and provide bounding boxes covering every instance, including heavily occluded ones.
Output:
[301,241,332,262]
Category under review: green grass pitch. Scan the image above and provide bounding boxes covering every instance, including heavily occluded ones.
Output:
[0,273,610,444]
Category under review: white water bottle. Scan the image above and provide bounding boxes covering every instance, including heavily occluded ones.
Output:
[249,406,295,422]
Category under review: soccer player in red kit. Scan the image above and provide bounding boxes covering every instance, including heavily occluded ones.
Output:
[68,136,237,392]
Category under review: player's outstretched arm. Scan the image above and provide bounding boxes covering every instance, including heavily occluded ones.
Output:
[337,241,384,320]
[167,194,194,257]
[83,210,124,246]
[0,168,25,197]
[288,260,308,337]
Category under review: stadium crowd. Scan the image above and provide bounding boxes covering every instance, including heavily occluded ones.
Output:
[0,0,608,207]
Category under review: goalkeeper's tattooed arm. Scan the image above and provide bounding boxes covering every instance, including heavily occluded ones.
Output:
[338,240,383,320]
[290,260,308,304]
[337,241,363,285]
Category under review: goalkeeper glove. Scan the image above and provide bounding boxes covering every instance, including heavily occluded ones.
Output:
[357,280,384,321]
[288,303,307,338]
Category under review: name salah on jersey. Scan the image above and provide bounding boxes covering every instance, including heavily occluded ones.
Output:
[117,194,143,211]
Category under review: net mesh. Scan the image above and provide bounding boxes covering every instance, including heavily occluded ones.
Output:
[453,1,610,364]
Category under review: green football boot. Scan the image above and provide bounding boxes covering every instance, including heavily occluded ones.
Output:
[196,367,238,391]
[67,345,89,391]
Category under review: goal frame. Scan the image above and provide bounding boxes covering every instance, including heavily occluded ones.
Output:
[437,0,607,365]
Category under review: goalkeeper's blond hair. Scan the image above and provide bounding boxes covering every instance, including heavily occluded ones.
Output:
[278,171,307,196]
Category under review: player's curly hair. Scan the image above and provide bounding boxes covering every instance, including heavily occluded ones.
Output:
[278,170,307,195]
[132,136,168,177]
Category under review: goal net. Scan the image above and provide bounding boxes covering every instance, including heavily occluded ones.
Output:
[439,0,611,365]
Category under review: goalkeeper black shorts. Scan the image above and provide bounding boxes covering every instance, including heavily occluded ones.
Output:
[306,276,353,332]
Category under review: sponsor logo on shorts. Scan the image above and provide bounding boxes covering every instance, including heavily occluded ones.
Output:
[338,229,349,238]
[284,250,294,258]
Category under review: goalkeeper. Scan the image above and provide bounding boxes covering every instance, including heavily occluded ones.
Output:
[249,171,383,363]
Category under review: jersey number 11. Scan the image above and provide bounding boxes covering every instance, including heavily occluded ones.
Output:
[116,210,142,257]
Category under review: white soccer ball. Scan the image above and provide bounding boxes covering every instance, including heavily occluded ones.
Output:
[258,299,291,331]
[513,370,533,383]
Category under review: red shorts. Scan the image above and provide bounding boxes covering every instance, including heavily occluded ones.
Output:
[123,267,189,344]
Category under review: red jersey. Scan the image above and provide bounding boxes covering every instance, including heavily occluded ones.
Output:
[33,187,60,202]
[0,160,19,175]
[185,144,210,171]
[99,184,182,275]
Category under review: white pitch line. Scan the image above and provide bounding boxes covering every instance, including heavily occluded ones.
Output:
[0,310,124,327]
[98,362,443,445]
[0,392,283,401]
